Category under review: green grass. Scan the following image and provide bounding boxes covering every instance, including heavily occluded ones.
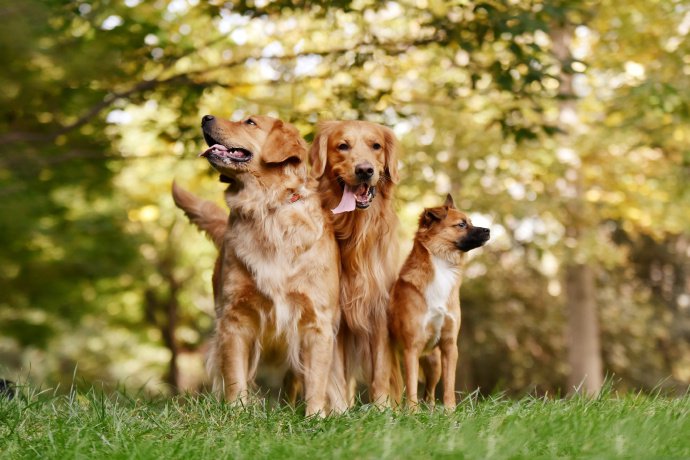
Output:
[1,387,689,459]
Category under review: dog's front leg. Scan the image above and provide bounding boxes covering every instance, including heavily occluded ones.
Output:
[440,290,461,409]
[439,337,459,408]
[403,347,420,408]
[326,331,349,413]
[217,307,258,404]
[302,325,335,416]
[420,347,442,407]
[369,314,393,407]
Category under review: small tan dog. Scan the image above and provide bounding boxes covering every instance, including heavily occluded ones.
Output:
[388,194,489,408]
[173,115,346,415]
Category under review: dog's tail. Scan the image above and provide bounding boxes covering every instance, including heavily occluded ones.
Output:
[172,181,227,249]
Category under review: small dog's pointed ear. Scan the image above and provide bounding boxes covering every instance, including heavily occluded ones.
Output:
[420,206,448,228]
[444,194,456,209]
[263,120,307,164]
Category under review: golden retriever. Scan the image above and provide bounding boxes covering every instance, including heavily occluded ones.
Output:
[388,194,490,407]
[309,120,401,405]
[173,115,346,415]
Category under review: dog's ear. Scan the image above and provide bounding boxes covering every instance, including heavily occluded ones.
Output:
[444,194,456,209]
[420,206,448,228]
[262,120,307,164]
[382,126,400,184]
[309,121,336,179]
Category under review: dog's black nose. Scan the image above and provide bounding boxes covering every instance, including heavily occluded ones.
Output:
[355,162,374,180]
[201,114,215,126]
[480,227,490,237]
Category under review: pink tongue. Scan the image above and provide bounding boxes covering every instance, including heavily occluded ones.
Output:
[199,144,228,157]
[331,185,356,214]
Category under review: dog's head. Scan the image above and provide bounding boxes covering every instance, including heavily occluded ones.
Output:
[418,194,490,255]
[309,120,399,210]
[199,114,307,187]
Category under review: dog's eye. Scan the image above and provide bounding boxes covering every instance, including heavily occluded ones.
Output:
[456,222,467,229]
[337,143,349,151]
[372,143,382,150]
[244,118,256,126]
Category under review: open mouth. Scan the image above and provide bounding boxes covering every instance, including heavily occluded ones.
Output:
[331,178,377,214]
[353,183,376,209]
[199,132,253,163]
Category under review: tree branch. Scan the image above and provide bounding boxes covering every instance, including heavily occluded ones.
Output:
[0,35,442,146]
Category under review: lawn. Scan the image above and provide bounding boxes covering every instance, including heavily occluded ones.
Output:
[1,387,688,459]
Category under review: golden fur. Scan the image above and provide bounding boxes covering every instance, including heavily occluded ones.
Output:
[173,115,346,415]
[388,195,490,407]
[309,120,401,405]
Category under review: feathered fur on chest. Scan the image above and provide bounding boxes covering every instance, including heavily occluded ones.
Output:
[226,187,325,290]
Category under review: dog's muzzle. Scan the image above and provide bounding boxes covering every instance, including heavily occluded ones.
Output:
[457,226,490,252]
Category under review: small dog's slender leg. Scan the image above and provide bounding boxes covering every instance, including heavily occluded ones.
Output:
[388,351,404,408]
[440,339,459,408]
[421,348,442,407]
[403,348,420,408]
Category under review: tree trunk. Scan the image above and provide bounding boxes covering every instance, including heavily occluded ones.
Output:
[144,247,182,394]
[162,297,180,392]
[552,25,604,396]
[564,262,603,394]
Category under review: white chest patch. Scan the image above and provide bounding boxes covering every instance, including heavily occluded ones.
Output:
[423,255,460,348]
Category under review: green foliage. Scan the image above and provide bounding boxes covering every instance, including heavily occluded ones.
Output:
[0,0,688,394]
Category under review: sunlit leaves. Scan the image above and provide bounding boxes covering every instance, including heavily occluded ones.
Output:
[1,0,688,393]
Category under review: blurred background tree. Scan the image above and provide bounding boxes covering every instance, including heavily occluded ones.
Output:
[0,0,688,396]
